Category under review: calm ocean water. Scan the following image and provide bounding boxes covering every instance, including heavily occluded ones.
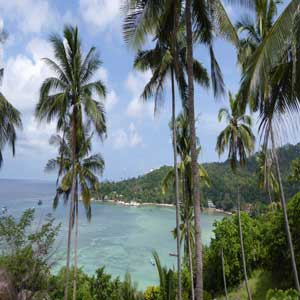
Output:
[0,178,225,289]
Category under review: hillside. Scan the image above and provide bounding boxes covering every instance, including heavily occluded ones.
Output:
[99,143,300,209]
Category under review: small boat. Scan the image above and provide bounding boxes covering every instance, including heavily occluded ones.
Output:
[1,206,7,214]
[38,200,42,206]
[169,252,178,257]
[150,258,155,266]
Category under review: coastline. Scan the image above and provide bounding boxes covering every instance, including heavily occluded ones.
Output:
[90,198,232,215]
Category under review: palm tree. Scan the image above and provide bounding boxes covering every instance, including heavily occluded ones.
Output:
[0,30,22,168]
[162,111,210,300]
[124,4,236,298]
[288,158,300,187]
[35,25,106,300]
[237,0,300,291]
[46,128,105,300]
[134,28,209,299]
[239,0,300,103]
[256,149,279,205]
[221,247,228,300]
[216,92,255,300]
[152,250,176,300]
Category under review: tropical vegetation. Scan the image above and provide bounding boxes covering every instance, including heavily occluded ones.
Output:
[35,25,106,300]
[99,143,300,209]
[1,0,300,298]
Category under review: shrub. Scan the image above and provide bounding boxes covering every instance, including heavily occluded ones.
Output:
[0,209,60,295]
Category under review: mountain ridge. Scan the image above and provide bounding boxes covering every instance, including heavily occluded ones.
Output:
[99,143,300,209]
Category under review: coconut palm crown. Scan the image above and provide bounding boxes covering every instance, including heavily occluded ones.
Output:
[45,128,104,221]
[0,31,22,168]
[35,25,106,137]
[216,92,255,171]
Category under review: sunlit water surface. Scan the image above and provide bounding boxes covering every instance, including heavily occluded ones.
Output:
[0,179,225,289]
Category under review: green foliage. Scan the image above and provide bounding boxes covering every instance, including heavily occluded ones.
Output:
[122,272,143,300]
[99,143,300,209]
[49,266,142,300]
[266,289,300,300]
[0,209,60,294]
[261,193,300,287]
[144,286,160,300]
[153,251,176,300]
[181,266,192,300]
[46,129,105,220]
[204,191,300,298]
[90,267,122,300]
[216,270,275,300]
[216,91,255,171]
[49,267,93,300]
[204,213,263,295]
[0,69,22,168]
[288,158,300,185]
[100,166,175,203]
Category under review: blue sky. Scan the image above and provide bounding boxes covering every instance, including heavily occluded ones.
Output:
[0,0,292,181]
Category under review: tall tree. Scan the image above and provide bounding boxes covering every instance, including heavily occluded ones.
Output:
[134,31,209,300]
[123,1,237,298]
[221,248,228,300]
[237,0,300,290]
[152,250,176,300]
[0,29,22,168]
[46,127,105,300]
[256,148,279,206]
[46,128,104,300]
[216,92,255,300]
[162,112,210,300]
[35,25,106,300]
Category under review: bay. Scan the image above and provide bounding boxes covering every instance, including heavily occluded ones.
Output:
[0,178,225,289]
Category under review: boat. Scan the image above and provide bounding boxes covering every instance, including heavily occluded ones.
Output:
[150,258,155,266]
[38,200,42,206]
[169,252,178,257]
[1,206,7,214]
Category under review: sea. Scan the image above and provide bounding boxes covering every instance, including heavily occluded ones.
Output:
[0,178,225,289]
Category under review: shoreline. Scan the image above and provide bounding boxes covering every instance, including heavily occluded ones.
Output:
[90,198,232,215]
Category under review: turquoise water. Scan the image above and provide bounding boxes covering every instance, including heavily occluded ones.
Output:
[0,179,225,289]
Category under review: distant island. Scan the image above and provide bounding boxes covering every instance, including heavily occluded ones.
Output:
[98,143,300,211]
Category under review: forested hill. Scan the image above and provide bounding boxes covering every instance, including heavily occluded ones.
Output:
[99,143,300,209]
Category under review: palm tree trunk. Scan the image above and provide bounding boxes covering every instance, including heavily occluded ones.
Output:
[267,180,273,206]
[267,179,275,212]
[171,67,182,300]
[65,178,75,300]
[221,248,228,300]
[65,106,78,300]
[237,186,252,300]
[270,127,300,292]
[185,1,203,299]
[72,180,79,300]
[187,220,195,300]
[182,166,195,300]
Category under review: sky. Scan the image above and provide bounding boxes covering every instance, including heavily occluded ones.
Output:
[0,0,293,181]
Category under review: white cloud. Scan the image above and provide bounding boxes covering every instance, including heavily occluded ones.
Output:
[0,0,58,33]
[26,38,53,61]
[128,123,142,147]
[125,71,154,119]
[79,0,122,32]
[97,67,108,82]
[2,38,54,111]
[105,90,118,112]
[93,67,118,112]
[197,112,226,137]
[112,122,142,149]
[113,129,128,149]
[18,117,56,154]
